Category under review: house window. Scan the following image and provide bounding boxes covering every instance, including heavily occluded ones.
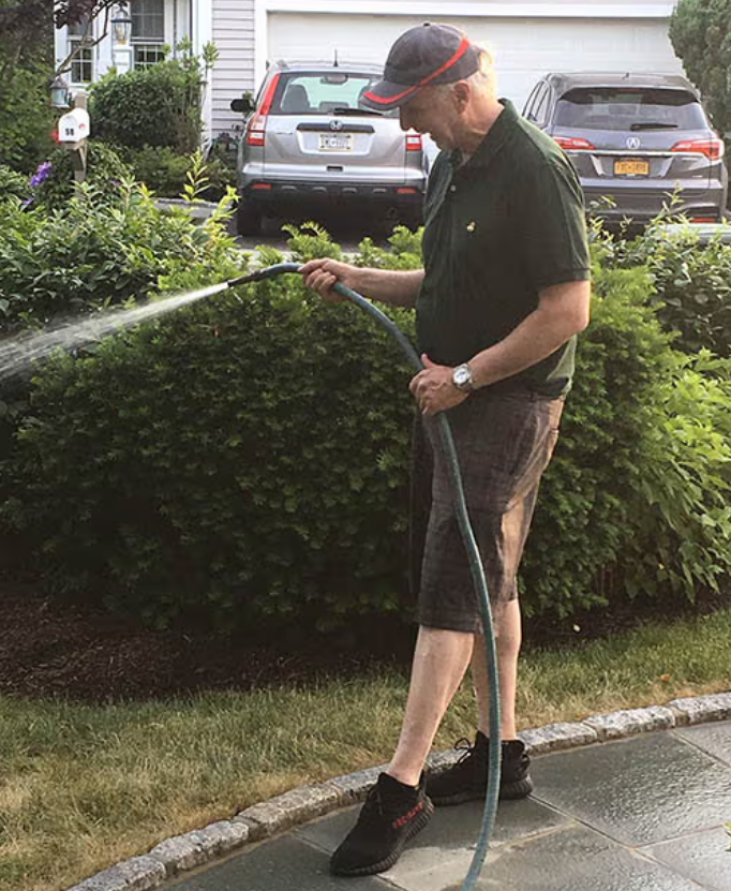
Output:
[131,0,166,69]
[68,16,94,83]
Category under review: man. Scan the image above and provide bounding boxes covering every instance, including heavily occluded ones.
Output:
[301,22,591,877]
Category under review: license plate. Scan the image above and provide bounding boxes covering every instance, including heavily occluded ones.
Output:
[614,158,650,177]
[318,133,353,151]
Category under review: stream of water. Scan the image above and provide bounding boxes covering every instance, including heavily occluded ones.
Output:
[0,282,230,384]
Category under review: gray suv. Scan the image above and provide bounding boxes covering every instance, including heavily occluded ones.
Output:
[230,61,429,235]
[522,72,728,226]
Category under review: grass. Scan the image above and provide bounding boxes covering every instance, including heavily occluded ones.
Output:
[2,608,731,891]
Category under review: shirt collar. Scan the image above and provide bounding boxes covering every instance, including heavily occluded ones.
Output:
[449,98,517,171]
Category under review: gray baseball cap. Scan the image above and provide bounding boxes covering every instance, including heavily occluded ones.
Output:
[362,23,481,111]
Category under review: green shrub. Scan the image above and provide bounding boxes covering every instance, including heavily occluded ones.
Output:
[0,165,31,202]
[0,66,57,173]
[90,57,203,153]
[121,145,191,196]
[0,169,240,521]
[120,145,236,199]
[603,222,731,358]
[524,265,731,614]
[0,178,239,333]
[31,142,133,211]
[626,349,731,599]
[2,222,729,627]
[670,0,731,138]
[1,268,415,629]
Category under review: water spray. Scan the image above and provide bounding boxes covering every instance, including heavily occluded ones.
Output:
[0,282,230,384]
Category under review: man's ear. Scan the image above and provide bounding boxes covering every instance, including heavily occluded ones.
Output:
[452,81,470,111]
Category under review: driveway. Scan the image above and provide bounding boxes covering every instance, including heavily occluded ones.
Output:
[231,211,413,255]
[158,199,400,254]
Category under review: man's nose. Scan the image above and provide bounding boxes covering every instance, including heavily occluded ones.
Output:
[399,108,410,132]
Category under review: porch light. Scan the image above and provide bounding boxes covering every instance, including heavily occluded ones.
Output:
[111,6,132,44]
[50,75,71,109]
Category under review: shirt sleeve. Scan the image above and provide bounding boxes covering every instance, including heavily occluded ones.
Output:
[516,150,592,292]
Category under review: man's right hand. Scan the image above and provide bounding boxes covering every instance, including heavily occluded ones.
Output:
[300,258,361,303]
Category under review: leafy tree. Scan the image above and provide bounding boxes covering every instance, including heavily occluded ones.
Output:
[0,1,121,39]
[0,1,54,170]
[669,0,731,135]
[0,1,126,170]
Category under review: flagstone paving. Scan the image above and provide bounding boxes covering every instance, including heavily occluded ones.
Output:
[164,720,731,891]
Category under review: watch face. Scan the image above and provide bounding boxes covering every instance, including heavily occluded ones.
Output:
[454,365,471,388]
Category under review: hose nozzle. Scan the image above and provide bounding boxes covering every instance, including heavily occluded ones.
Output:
[227,263,303,288]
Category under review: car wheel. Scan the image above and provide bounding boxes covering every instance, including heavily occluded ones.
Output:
[236,197,262,236]
[406,208,425,231]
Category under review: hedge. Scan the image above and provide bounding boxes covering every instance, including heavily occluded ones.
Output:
[0,212,730,628]
[89,58,202,153]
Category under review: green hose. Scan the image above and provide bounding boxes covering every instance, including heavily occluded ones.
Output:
[228,262,501,890]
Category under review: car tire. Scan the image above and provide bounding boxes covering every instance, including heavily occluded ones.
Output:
[236,197,262,236]
[406,208,425,231]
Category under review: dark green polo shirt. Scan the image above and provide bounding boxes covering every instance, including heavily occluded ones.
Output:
[417,99,591,397]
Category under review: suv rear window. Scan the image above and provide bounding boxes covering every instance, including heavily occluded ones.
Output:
[270,72,398,117]
[554,88,708,131]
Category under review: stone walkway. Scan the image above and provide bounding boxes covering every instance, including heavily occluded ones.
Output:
[69,694,731,891]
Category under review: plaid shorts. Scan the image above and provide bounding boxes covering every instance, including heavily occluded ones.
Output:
[410,388,564,633]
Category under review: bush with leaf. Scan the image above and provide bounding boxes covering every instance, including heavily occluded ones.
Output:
[0,164,240,549]
[524,263,731,614]
[0,165,31,203]
[670,0,731,138]
[120,145,236,199]
[0,65,57,174]
[89,44,217,154]
[0,173,239,333]
[29,141,133,211]
[601,222,731,358]
[0,225,415,628]
[1,217,730,627]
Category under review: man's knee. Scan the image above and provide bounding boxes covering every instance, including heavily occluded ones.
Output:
[416,624,475,655]
[490,600,522,658]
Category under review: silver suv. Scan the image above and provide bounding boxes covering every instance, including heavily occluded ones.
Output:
[522,72,728,226]
[230,60,429,235]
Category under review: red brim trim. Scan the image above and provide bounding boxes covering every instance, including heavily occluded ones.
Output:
[363,36,472,107]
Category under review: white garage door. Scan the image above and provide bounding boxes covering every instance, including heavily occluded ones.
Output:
[267,13,684,112]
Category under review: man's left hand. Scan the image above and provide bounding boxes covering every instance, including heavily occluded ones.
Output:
[409,355,470,416]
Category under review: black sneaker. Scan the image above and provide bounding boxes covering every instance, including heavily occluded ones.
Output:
[329,772,434,877]
[427,731,533,806]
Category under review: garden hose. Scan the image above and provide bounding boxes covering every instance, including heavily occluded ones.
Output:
[227,262,501,891]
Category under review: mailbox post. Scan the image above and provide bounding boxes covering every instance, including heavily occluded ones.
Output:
[57,92,91,185]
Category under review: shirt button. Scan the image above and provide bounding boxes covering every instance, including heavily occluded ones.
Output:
[450,185,457,192]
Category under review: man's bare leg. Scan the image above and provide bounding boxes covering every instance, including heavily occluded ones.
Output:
[472,598,522,740]
[386,625,475,787]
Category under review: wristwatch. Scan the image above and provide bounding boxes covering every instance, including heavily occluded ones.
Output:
[452,363,475,393]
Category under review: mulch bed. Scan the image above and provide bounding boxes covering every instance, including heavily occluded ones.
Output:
[0,577,725,704]
[0,582,416,703]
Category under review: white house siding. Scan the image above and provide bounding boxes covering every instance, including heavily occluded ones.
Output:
[211,0,256,139]
[264,8,683,114]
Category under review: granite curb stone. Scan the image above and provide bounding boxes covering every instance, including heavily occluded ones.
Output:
[65,856,166,891]
[327,764,386,802]
[519,721,598,754]
[668,692,731,724]
[62,691,730,891]
[582,705,676,740]
[148,821,250,875]
[233,782,345,839]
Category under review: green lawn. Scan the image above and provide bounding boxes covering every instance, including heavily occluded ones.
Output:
[2,609,730,891]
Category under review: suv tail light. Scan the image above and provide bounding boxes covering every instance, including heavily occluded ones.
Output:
[246,73,281,147]
[553,136,596,151]
[405,133,422,152]
[671,138,725,161]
